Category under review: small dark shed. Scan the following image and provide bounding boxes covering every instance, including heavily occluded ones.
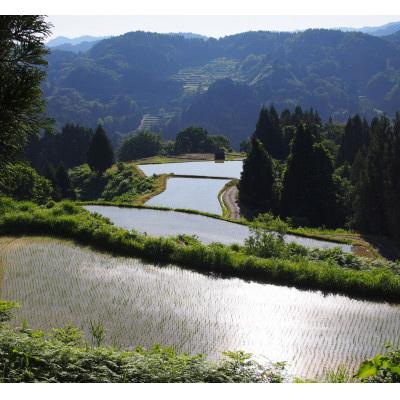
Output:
[214,149,225,161]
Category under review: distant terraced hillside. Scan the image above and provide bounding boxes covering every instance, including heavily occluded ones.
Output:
[171,58,239,95]
[45,29,400,148]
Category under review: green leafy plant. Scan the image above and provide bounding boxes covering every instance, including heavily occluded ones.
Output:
[89,321,105,347]
[244,213,289,258]
[0,301,18,323]
[356,344,400,382]
[0,327,286,383]
[52,325,84,346]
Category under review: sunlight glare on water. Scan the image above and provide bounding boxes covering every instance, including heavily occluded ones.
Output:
[84,205,352,252]
[138,160,243,179]
[146,177,230,215]
[0,237,397,379]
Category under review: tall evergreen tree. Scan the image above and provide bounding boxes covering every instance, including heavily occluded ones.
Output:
[352,116,390,235]
[42,163,56,185]
[87,125,114,174]
[55,163,75,199]
[254,106,284,160]
[350,114,400,245]
[385,113,400,244]
[238,136,275,212]
[352,114,400,243]
[58,124,94,168]
[281,123,336,227]
[309,143,337,226]
[337,115,370,165]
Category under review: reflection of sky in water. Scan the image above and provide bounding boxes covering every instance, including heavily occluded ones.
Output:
[146,177,229,215]
[85,205,352,252]
[139,160,243,179]
[2,237,399,379]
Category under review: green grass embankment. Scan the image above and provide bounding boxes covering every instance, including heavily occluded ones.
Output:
[0,199,399,303]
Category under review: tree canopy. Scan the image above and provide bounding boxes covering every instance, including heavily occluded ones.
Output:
[238,136,275,212]
[0,16,51,166]
[87,125,114,173]
[337,115,370,165]
[174,126,231,154]
[118,131,162,161]
[254,106,285,160]
[25,123,94,171]
[280,124,336,227]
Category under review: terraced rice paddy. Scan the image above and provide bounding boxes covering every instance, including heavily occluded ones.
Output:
[138,160,243,179]
[1,237,396,379]
[137,114,161,131]
[84,205,352,252]
[171,57,239,95]
[146,177,230,215]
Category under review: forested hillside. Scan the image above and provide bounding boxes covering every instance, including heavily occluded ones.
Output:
[44,29,400,148]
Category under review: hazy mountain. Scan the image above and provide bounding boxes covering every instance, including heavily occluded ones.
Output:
[339,21,400,36]
[385,30,400,45]
[44,29,400,148]
[47,35,112,53]
[50,41,103,53]
[47,35,111,47]
[169,32,209,40]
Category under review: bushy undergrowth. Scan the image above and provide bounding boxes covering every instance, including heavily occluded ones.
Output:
[1,198,400,301]
[0,328,287,383]
[0,163,52,204]
[244,213,400,275]
[69,163,155,202]
[0,302,284,383]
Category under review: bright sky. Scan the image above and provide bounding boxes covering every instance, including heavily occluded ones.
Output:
[46,15,400,40]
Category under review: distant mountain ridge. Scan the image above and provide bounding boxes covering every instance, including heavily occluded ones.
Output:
[47,35,111,47]
[168,32,209,40]
[47,35,111,53]
[338,21,400,36]
[44,29,400,148]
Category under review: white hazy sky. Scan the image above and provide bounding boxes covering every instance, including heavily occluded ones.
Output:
[47,15,400,40]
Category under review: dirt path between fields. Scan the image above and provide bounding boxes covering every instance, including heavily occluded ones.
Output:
[222,184,241,219]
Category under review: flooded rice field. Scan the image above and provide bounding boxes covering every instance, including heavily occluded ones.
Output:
[138,160,243,179]
[1,237,397,378]
[146,177,230,215]
[85,205,352,252]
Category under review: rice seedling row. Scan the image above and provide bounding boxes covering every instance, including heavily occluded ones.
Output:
[1,236,399,379]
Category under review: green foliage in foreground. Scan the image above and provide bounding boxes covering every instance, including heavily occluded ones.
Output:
[356,345,400,383]
[0,301,19,323]
[1,199,400,302]
[0,331,284,383]
[0,303,284,383]
[1,301,399,383]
